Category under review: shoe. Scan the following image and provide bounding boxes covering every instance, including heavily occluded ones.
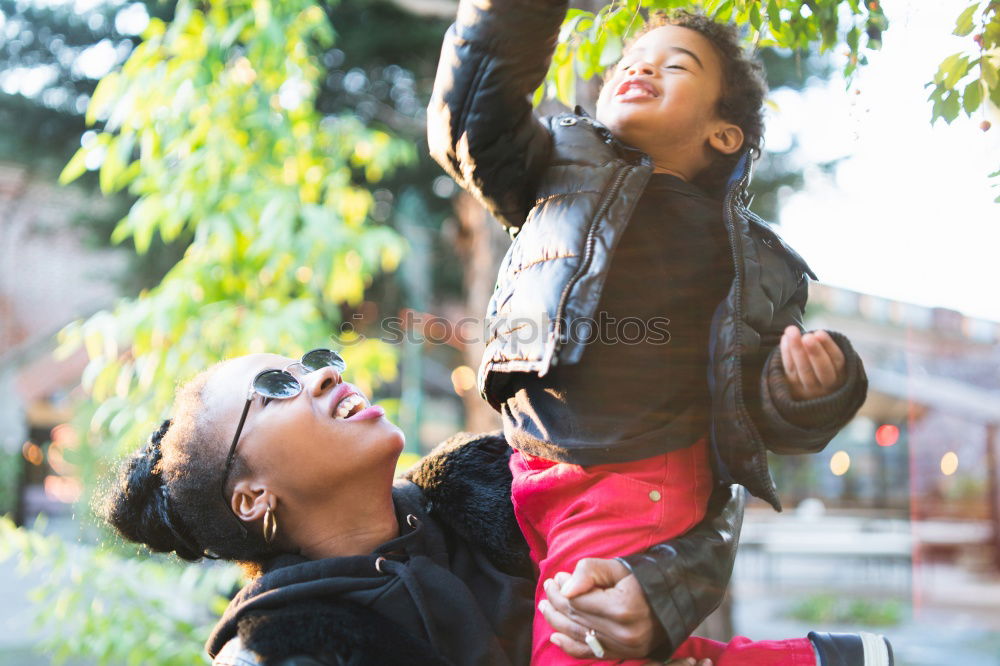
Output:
[808,631,894,666]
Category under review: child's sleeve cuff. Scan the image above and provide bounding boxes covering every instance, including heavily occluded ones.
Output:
[762,329,868,430]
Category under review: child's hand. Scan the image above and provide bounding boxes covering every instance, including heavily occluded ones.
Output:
[779,326,846,400]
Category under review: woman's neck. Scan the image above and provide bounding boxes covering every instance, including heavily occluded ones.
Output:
[290,489,400,560]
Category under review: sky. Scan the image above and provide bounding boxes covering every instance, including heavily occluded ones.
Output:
[764,0,1000,322]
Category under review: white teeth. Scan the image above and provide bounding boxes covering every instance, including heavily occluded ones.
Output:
[333,393,365,419]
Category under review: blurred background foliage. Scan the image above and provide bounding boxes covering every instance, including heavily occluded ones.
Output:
[0,515,243,665]
[0,0,996,663]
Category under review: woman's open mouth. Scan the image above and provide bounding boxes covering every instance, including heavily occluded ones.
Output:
[333,393,367,419]
[331,390,385,422]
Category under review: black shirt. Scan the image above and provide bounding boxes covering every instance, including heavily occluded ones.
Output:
[500,173,735,465]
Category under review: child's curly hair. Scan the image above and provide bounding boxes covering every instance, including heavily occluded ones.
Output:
[618,10,768,194]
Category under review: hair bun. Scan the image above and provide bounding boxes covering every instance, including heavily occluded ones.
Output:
[103,420,204,561]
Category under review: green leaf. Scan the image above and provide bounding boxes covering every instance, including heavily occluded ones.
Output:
[990,76,1000,107]
[599,35,623,68]
[86,71,120,126]
[954,2,978,37]
[934,52,971,88]
[59,148,89,185]
[767,0,781,32]
[532,83,545,108]
[559,10,592,42]
[946,55,971,88]
[941,89,961,122]
[714,0,734,22]
[982,57,999,88]
[749,2,762,31]
[555,48,576,108]
[963,79,983,114]
[847,25,860,53]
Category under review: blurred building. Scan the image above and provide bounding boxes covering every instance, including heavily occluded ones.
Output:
[771,283,1000,568]
[0,160,124,522]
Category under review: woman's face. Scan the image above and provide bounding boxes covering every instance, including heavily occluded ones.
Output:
[199,353,405,508]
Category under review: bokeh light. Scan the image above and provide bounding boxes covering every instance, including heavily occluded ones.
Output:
[830,450,851,476]
[940,451,959,476]
[450,365,476,394]
[875,423,899,447]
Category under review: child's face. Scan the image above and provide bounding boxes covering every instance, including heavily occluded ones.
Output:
[596,25,733,163]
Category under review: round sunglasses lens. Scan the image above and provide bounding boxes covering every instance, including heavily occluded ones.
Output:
[301,348,346,373]
[254,370,301,398]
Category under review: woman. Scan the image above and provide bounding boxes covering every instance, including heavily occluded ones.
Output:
[105,349,887,665]
[103,348,741,665]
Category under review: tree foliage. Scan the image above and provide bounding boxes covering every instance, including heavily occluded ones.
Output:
[6,1,418,661]
[926,0,1000,172]
[541,0,1000,201]
[537,0,888,108]
[57,0,411,472]
[926,2,1000,206]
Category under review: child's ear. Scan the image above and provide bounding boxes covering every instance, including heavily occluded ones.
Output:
[708,123,744,156]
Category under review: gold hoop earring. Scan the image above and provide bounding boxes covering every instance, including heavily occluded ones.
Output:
[263,505,278,544]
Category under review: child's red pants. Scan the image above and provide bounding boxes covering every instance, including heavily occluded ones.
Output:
[509,438,816,665]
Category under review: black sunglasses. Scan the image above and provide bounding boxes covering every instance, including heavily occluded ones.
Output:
[221,348,346,537]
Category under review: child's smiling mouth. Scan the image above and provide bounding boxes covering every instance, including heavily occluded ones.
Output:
[615,79,659,100]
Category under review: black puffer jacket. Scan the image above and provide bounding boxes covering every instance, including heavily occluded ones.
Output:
[208,432,745,664]
[428,0,867,510]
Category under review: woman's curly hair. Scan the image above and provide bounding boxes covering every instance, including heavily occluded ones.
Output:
[101,368,280,577]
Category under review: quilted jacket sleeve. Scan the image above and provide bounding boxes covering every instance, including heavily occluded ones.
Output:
[427,0,564,230]
[621,484,745,659]
[748,274,869,455]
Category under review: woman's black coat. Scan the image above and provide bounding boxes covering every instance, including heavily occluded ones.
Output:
[208,431,745,664]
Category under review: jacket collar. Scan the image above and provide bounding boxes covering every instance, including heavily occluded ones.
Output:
[725,149,755,209]
[572,106,753,204]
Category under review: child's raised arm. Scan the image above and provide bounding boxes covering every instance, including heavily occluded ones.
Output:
[427,0,566,232]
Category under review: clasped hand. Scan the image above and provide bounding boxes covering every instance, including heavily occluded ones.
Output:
[538,558,712,665]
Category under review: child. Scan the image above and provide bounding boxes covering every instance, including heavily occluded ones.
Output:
[430,4,883,665]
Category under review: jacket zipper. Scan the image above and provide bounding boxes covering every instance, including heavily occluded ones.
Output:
[541,163,634,373]
[722,157,778,505]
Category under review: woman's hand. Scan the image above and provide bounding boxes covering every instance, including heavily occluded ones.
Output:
[780,326,846,400]
[537,557,666,660]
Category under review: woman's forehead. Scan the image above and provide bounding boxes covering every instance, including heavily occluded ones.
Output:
[203,353,294,416]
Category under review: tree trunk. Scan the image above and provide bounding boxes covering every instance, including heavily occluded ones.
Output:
[451,192,506,433]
